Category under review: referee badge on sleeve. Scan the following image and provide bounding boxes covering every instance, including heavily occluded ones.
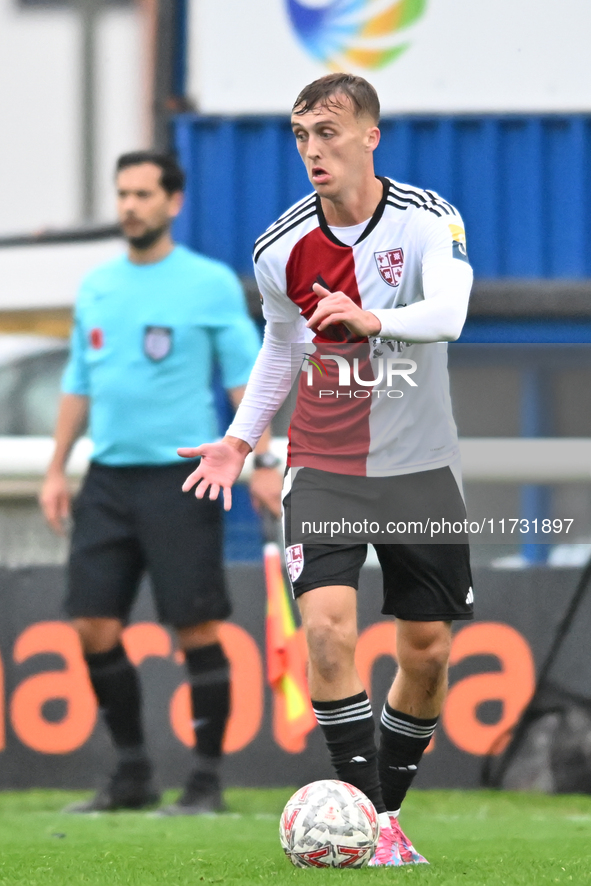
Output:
[144,326,173,361]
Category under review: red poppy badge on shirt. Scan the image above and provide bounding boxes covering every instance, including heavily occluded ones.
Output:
[89,328,103,349]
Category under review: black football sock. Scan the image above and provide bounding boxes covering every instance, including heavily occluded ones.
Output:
[312,691,386,815]
[85,643,147,763]
[185,642,230,776]
[378,701,438,814]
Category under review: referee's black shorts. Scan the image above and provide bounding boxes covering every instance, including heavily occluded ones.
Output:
[283,466,473,622]
[65,461,231,628]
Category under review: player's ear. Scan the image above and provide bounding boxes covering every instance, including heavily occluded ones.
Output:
[364,125,381,153]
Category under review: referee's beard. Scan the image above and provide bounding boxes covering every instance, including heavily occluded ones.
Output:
[125,222,170,251]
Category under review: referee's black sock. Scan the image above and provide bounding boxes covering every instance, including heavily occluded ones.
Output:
[85,643,148,764]
[185,643,230,778]
[312,691,386,815]
[378,701,438,815]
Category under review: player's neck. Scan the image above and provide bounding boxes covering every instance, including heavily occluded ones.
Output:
[127,233,175,265]
[320,175,383,227]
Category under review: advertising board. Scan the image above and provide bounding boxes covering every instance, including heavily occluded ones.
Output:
[188,0,591,114]
[0,563,583,790]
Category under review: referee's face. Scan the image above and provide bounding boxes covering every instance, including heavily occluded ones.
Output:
[291,97,379,201]
[116,163,182,246]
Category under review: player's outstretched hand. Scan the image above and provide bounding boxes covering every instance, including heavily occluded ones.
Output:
[308,282,382,337]
[178,438,249,511]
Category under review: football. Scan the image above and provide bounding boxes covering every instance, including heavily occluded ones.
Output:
[279,779,380,868]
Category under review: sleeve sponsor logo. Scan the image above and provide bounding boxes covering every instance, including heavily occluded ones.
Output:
[449,224,469,263]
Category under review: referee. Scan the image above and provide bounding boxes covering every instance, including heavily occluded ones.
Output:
[40,151,281,814]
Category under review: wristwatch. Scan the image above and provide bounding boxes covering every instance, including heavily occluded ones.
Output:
[253,452,281,470]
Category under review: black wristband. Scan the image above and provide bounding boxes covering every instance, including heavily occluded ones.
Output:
[253,452,280,470]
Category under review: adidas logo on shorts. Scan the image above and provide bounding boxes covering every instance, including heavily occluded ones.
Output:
[465,587,474,605]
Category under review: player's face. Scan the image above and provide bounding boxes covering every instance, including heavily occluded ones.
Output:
[116,163,182,246]
[291,98,379,199]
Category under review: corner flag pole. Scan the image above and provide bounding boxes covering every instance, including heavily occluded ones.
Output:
[262,509,316,753]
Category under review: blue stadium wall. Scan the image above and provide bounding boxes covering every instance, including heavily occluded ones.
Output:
[174,114,591,280]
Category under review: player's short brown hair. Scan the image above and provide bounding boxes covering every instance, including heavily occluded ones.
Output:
[292,73,380,124]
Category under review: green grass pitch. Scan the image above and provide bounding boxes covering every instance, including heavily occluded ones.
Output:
[1,788,591,885]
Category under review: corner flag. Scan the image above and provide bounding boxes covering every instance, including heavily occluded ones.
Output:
[264,535,316,753]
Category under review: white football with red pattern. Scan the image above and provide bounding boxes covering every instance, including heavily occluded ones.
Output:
[279,779,380,868]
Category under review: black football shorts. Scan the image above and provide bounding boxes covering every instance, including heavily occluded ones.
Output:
[282,466,474,622]
[65,461,231,628]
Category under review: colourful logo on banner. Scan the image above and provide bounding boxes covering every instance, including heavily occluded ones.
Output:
[286,0,428,71]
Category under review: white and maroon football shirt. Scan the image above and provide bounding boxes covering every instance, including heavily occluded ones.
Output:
[247,176,472,478]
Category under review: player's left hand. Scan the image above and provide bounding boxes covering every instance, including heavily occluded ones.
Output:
[249,467,283,518]
[308,282,382,337]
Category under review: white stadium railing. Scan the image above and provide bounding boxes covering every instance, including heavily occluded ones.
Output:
[1,437,591,497]
[0,436,287,497]
[458,439,591,482]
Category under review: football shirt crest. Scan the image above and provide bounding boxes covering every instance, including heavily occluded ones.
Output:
[286,544,304,582]
[374,248,404,287]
